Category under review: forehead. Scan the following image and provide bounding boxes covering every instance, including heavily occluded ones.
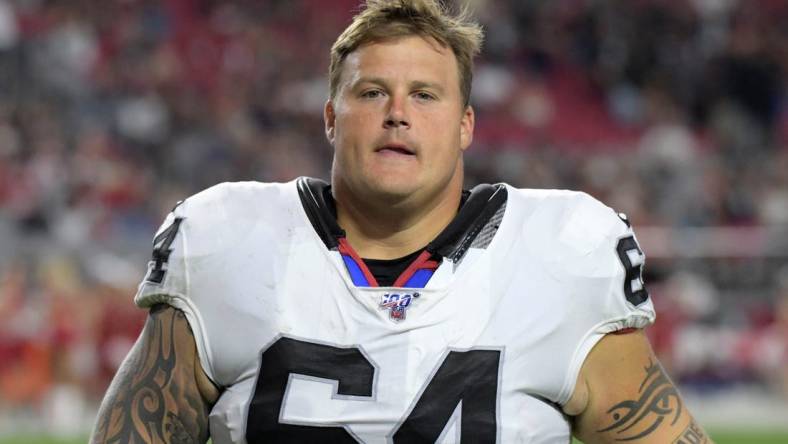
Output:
[340,35,460,88]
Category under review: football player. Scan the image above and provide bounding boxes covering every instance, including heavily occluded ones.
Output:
[91,0,713,442]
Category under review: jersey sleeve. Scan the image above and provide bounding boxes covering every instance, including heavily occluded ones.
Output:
[134,195,223,386]
[521,191,656,405]
[135,209,188,307]
[134,181,293,387]
[134,182,275,387]
[560,193,655,403]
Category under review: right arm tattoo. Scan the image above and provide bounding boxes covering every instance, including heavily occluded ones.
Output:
[91,305,211,444]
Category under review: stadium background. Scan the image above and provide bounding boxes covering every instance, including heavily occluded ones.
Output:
[0,0,786,442]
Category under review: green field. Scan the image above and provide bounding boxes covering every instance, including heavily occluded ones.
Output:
[2,431,787,444]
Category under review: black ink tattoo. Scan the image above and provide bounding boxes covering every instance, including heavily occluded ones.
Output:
[672,419,709,444]
[166,411,196,444]
[597,360,682,441]
[91,305,209,443]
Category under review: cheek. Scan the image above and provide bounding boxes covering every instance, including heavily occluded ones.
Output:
[424,116,462,156]
[335,110,378,145]
[422,106,462,134]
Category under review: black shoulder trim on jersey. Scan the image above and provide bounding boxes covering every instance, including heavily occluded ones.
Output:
[429,183,508,262]
[617,212,631,227]
[171,200,184,212]
[297,177,507,259]
[297,177,344,249]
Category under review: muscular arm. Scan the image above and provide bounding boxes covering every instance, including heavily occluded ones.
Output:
[90,304,219,444]
[567,330,713,443]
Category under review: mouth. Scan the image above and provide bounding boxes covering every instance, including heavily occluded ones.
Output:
[375,143,416,156]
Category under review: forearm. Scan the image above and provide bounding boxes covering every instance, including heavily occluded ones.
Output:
[90,305,211,444]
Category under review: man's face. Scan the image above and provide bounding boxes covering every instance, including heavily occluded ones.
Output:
[325,35,474,205]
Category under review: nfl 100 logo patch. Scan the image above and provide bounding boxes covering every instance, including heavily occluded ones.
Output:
[379,292,419,321]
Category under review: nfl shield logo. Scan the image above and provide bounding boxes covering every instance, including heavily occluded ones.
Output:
[380,293,419,322]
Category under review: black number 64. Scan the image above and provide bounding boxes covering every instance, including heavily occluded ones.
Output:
[246,337,501,443]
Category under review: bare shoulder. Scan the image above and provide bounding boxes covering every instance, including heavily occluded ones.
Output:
[90,304,218,444]
[568,330,714,444]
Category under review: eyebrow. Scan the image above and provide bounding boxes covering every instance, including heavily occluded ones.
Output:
[352,77,446,94]
[411,80,445,94]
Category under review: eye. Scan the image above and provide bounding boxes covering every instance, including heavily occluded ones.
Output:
[414,91,436,101]
[361,89,384,99]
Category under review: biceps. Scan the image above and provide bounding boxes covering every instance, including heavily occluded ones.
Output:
[572,331,712,443]
[91,305,211,444]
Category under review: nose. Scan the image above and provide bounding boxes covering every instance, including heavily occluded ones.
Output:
[383,96,410,130]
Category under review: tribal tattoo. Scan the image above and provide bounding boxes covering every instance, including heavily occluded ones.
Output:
[597,360,682,441]
[91,305,210,444]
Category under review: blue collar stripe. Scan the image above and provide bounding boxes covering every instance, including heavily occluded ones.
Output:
[341,254,371,287]
[403,269,434,289]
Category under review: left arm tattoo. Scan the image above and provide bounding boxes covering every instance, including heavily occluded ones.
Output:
[573,331,714,443]
[672,419,710,444]
[597,360,683,441]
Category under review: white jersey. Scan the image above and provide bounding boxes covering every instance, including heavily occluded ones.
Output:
[135,178,655,444]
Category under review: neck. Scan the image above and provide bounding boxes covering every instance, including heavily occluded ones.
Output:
[333,177,463,260]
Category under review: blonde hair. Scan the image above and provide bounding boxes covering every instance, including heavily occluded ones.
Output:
[329,0,484,107]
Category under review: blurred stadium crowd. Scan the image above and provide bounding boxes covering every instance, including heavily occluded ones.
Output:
[0,0,786,435]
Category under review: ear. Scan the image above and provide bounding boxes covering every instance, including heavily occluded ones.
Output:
[459,105,475,151]
[324,100,336,145]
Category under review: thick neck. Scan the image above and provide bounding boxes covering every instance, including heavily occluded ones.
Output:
[333,174,463,260]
